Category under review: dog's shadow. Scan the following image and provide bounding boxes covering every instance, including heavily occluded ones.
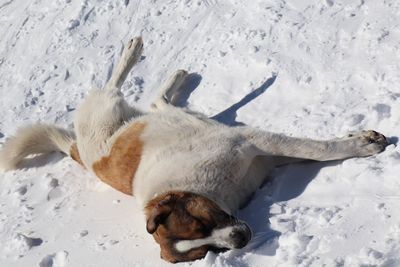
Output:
[13,152,65,169]
[233,161,338,258]
[174,72,277,128]
[211,74,277,126]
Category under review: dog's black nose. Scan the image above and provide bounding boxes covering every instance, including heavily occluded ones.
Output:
[230,223,252,249]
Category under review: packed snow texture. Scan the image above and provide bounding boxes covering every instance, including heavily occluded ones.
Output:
[1,0,400,266]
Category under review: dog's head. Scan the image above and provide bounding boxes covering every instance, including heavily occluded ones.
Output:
[144,191,251,263]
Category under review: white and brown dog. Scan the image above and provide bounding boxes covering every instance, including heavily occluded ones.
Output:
[0,37,389,262]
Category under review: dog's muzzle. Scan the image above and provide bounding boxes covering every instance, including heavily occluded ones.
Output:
[174,221,252,253]
[228,222,252,249]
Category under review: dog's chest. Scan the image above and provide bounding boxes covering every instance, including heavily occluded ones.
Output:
[91,122,146,195]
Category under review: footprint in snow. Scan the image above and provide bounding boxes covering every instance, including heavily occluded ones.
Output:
[96,239,120,251]
[5,233,43,255]
[15,185,28,196]
[46,178,62,201]
[73,230,89,239]
[16,233,43,248]
[373,103,391,120]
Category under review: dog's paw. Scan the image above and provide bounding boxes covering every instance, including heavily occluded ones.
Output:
[346,130,389,157]
[127,37,143,52]
[172,69,189,84]
[123,37,144,64]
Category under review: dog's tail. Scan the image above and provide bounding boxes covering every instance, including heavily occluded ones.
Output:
[0,124,76,171]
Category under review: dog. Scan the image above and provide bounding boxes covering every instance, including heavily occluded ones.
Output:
[0,37,389,263]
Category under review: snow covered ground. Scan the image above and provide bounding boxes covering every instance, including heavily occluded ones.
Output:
[1,0,400,266]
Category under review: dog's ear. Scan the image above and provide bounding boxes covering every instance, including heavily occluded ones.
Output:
[146,195,174,234]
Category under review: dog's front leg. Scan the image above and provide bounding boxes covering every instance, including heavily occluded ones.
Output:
[240,128,389,161]
[151,70,189,110]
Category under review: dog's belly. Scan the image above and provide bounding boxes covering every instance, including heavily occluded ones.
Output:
[134,128,272,213]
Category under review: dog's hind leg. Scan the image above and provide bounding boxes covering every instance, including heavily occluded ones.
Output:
[240,128,389,162]
[104,37,144,92]
[102,37,144,122]
[74,37,144,167]
[151,70,189,110]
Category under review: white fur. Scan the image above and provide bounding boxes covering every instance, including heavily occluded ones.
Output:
[0,37,387,241]
[0,124,75,170]
[175,226,238,252]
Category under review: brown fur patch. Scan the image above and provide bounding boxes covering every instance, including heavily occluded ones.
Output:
[92,122,146,195]
[144,191,235,262]
[70,143,85,168]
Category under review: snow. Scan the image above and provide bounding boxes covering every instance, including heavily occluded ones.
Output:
[1,0,399,266]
